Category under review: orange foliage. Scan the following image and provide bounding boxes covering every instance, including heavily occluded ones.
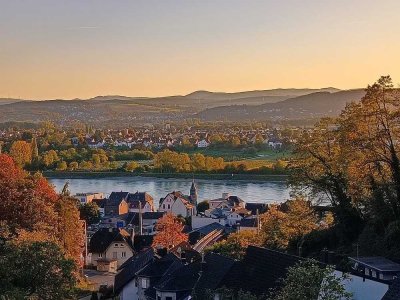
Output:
[152,213,188,249]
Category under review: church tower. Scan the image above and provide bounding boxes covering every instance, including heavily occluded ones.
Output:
[190,179,198,206]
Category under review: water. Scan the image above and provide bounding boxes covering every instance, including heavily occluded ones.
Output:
[49,176,291,207]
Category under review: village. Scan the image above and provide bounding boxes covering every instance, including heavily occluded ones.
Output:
[74,181,400,300]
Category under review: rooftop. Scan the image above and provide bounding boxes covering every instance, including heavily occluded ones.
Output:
[349,257,400,272]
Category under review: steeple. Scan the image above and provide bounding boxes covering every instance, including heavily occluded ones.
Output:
[190,178,198,206]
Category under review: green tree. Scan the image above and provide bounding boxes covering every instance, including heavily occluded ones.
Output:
[273,260,351,300]
[0,241,77,300]
[197,200,209,213]
[80,202,101,225]
[57,161,68,171]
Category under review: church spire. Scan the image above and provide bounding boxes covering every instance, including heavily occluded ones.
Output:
[190,178,198,206]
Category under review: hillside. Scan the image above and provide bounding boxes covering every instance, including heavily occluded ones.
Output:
[196,89,366,121]
[0,88,363,125]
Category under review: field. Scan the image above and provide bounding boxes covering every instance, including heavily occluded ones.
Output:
[181,147,292,162]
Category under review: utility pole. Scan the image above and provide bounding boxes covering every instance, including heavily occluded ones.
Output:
[139,201,143,235]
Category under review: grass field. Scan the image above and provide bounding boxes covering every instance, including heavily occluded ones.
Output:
[181,147,292,162]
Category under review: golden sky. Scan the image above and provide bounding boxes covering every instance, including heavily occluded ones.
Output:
[1,0,399,99]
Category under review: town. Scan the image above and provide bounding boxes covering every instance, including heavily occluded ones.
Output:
[71,179,399,300]
[1,1,400,299]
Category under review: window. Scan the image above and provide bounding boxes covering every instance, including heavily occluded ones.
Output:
[121,252,126,258]
[167,204,170,209]
[115,243,118,247]
[157,296,161,300]
[163,204,165,209]
[99,253,103,258]
[166,297,173,300]
[141,278,148,288]
[113,252,117,259]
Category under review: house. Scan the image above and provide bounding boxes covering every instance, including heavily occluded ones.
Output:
[87,139,106,149]
[74,192,104,204]
[149,252,234,300]
[208,193,245,210]
[334,270,389,300]
[123,212,165,235]
[136,254,183,300]
[105,192,130,216]
[158,191,195,218]
[88,228,135,270]
[349,256,400,281]
[114,248,155,300]
[266,138,283,148]
[128,192,155,213]
[238,217,260,232]
[143,212,165,235]
[196,139,210,148]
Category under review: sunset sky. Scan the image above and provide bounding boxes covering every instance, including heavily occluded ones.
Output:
[1,0,399,99]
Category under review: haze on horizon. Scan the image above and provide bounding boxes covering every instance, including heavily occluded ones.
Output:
[1,0,399,100]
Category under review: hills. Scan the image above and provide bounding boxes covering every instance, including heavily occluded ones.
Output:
[0,88,365,126]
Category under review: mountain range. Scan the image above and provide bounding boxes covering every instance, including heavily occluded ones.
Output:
[0,88,365,125]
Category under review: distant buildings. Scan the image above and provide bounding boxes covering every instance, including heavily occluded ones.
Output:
[73,192,104,204]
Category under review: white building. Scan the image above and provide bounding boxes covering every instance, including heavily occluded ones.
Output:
[197,139,210,148]
[88,228,135,270]
[158,191,195,218]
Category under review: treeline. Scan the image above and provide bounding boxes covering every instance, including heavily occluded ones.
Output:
[5,141,288,174]
[153,149,287,174]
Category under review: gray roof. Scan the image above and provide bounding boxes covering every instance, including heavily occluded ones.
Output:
[349,257,400,272]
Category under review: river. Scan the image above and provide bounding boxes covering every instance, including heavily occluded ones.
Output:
[49,176,291,206]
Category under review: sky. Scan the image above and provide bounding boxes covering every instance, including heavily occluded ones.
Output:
[1,0,399,100]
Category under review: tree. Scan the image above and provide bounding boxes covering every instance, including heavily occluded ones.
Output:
[125,161,139,172]
[80,202,101,225]
[260,198,317,249]
[208,231,262,260]
[42,149,59,168]
[31,137,39,161]
[69,161,79,170]
[0,154,58,237]
[273,260,351,300]
[57,160,68,171]
[0,241,77,300]
[55,194,85,267]
[197,200,209,213]
[152,213,188,249]
[0,154,84,270]
[10,140,32,166]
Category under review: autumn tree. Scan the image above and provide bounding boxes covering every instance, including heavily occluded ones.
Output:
[152,213,188,249]
[261,198,317,249]
[125,161,139,172]
[0,154,84,269]
[208,231,262,259]
[10,140,32,167]
[289,76,400,250]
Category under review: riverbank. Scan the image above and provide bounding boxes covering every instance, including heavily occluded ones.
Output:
[42,171,288,181]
